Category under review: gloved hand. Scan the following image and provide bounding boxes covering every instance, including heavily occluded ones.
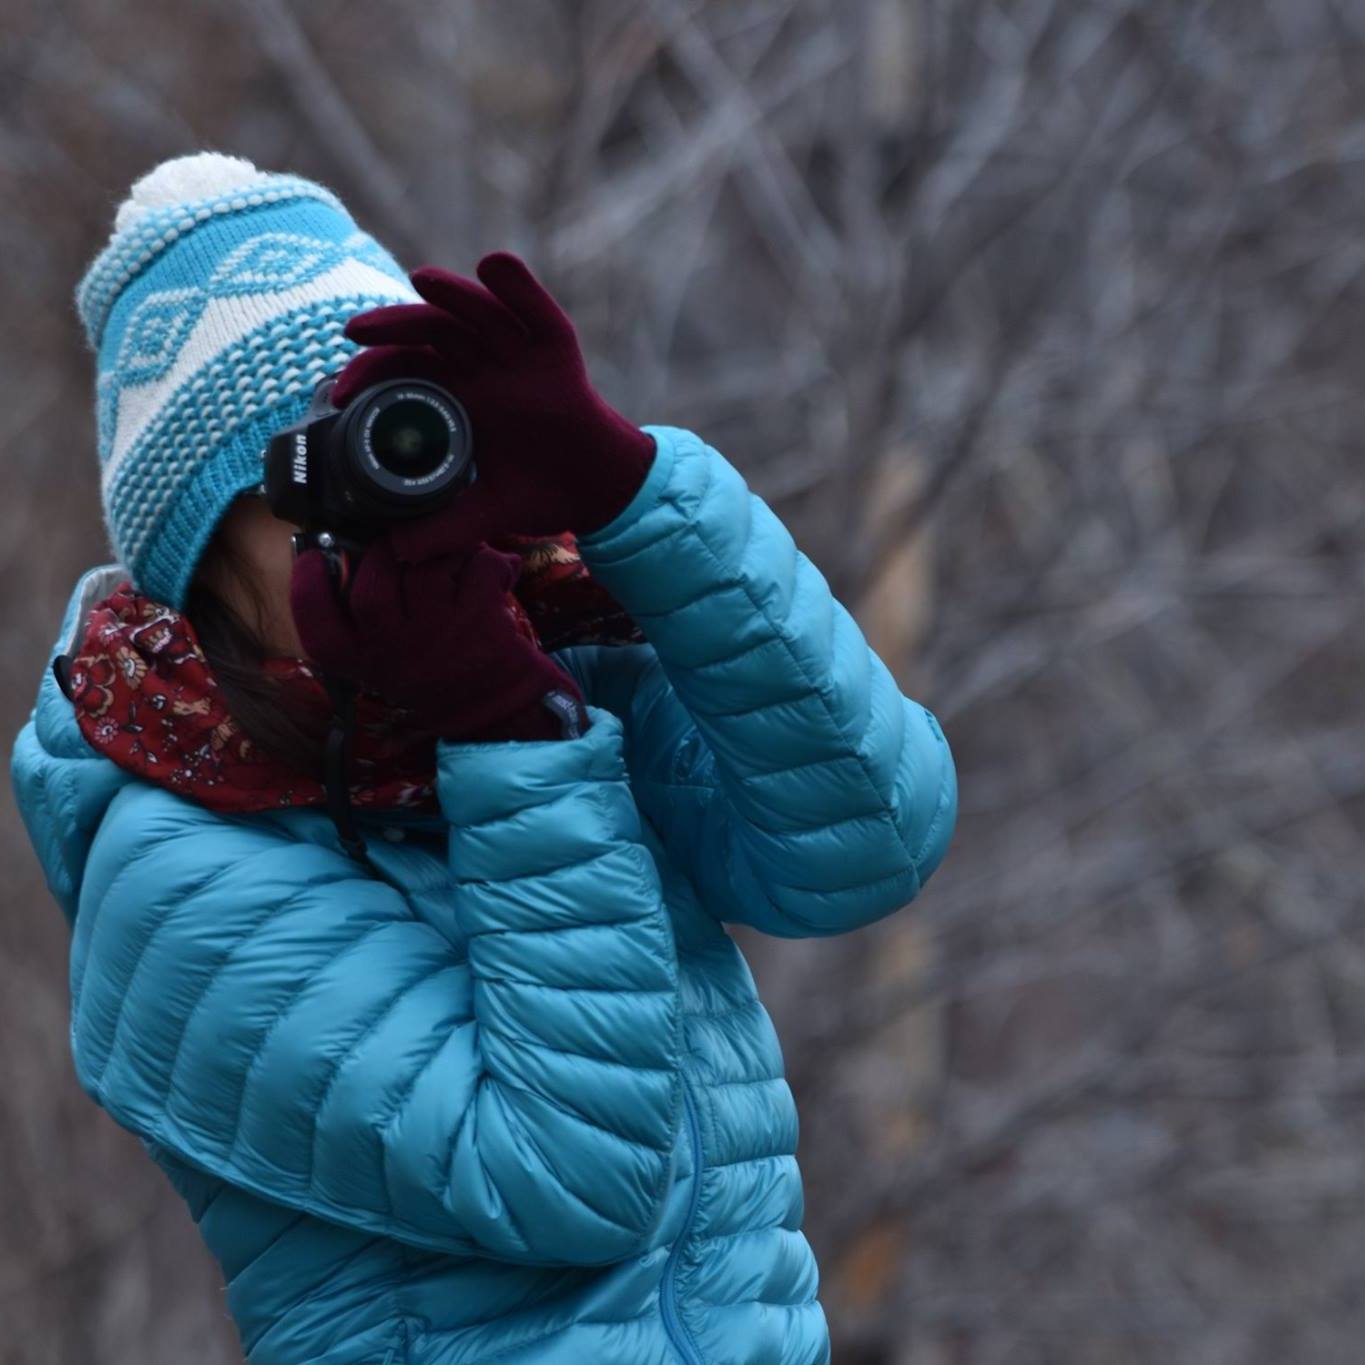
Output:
[289,535,588,744]
[330,251,656,565]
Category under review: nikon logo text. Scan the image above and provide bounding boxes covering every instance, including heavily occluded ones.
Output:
[292,434,308,485]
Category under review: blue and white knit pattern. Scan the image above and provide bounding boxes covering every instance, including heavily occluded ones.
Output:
[77,154,420,611]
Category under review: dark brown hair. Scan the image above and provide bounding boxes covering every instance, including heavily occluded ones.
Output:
[184,532,331,781]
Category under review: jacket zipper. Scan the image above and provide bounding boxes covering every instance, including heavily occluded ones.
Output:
[660,1080,706,1365]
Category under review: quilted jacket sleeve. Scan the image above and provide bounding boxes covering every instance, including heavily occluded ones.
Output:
[564,425,957,939]
[67,705,683,1265]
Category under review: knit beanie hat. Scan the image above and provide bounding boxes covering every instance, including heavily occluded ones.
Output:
[75,152,421,611]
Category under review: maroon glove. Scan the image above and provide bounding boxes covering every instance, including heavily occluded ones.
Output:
[331,252,656,565]
[289,535,587,744]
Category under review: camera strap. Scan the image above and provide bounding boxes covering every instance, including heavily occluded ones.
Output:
[296,532,385,877]
[318,668,383,877]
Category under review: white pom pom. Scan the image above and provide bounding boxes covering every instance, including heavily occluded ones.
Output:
[113,153,275,231]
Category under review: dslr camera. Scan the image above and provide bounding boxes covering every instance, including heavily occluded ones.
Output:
[261,373,474,579]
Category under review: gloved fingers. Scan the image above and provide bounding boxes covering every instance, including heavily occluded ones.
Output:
[344,535,415,634]
[330,344,451,409]
[475,252,574,341]
[408,265,528,353]
[457,543,525,599]
[344,302,481,353]
[289,547,362,673]
[388,476,502,567]
[392,543,519,627]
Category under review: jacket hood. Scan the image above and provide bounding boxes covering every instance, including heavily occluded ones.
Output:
[11,564,138,927]
[9,563,448,929]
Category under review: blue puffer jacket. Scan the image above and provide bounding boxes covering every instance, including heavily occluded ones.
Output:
[11,426,956,1365]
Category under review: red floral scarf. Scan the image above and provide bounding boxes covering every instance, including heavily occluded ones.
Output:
[66,531,643,814]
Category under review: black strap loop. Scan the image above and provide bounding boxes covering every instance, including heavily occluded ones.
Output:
[53,653,77,701]
[318,669,381,875]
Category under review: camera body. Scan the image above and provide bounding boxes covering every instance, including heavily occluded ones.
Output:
[262,374,474,561]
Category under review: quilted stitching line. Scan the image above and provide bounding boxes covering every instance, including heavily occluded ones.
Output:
[220,915,406,1163]
[239,1233,391,1359]
[687,1223,802,1250]
[694,1074,787,1091]
[473,975,675,998]
[376,1008,473,1226]
[693,1286,823,1309]
[158,870,357,1108]
[696,1151,799,1173]
[722,800,899,840]
[438,1072,661,1254]
[472,1008,678,1075]
[224,1206,310,1289]
[688,1223,808,1249]
[766,860,918,899]
[679,999,766,1023]
[686,630,785,671]
[187,1169,233,1225]
[374,979,473,1134]
[912,757,957,869]
[306,959,463,1196]
[71,819,212,1012]
[454,1306,661,1365]
[470,916,641,939]
[697,689,825,721]
[438,1082,533,1256]
[660,431,929,889]
[495,1077,665,1234]
[440,762,616,836]
[87,851,268,1092]
[471,1026,671,1157]
[454,844,620,888]
[736,752,866,781]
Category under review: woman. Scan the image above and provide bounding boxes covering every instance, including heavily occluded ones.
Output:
[11,154,956,1365]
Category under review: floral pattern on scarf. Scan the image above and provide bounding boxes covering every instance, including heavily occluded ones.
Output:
[67,530,643,813]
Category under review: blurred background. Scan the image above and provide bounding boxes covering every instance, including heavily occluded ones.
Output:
[3,1,1363,1362]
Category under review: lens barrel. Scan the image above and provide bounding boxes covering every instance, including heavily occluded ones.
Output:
[333,379,473,513]
[262,374,474,534]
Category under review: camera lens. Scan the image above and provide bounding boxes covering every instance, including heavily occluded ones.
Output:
[369,398,450,477]
[332,378,472,515]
